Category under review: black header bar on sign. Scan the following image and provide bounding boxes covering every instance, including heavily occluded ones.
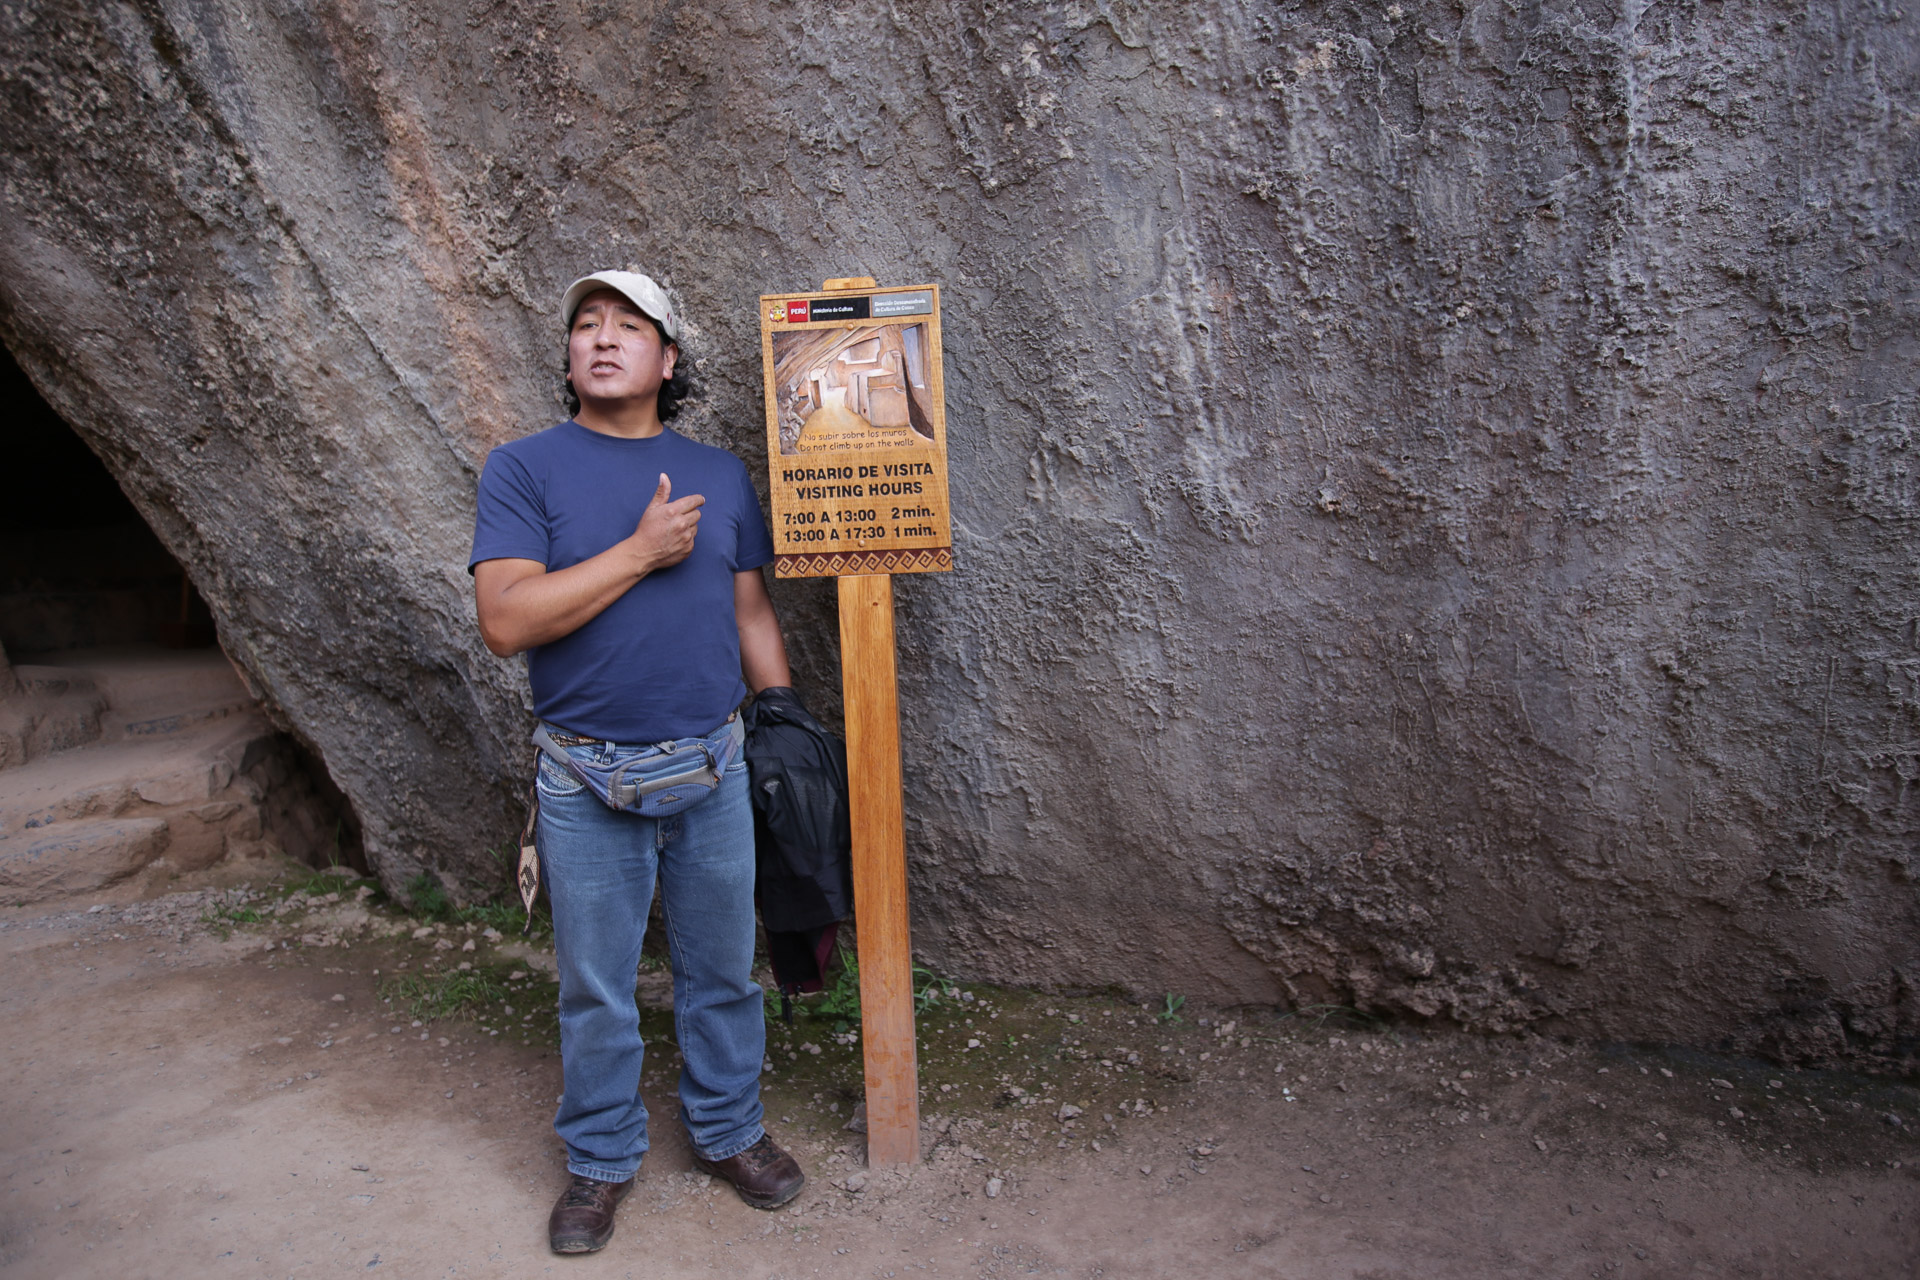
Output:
[810,295,870,321]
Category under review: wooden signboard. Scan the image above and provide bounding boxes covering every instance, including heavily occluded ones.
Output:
[758,283,954,579]
[758,278,950,1169]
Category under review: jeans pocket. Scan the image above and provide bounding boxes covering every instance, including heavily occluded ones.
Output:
[536,752,587,797]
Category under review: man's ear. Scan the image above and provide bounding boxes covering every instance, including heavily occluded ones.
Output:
[662,343,680,380]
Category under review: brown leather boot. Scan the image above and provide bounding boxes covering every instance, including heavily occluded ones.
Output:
[547,1172,633,1254]
[694,1133,805,1209]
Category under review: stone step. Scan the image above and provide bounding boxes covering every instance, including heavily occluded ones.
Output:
[0,645,356,905]
[0,671,107,767]
[11,666,101,699]
[0,816,170,904]
[0,643,346,905]
[0,646,254,771]
[0,713,296,907]
[20,646,255,739]
[0,713,273,829]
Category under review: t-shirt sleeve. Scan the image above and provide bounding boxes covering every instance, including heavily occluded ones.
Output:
[469,448,551,573]
[733,461,775,572]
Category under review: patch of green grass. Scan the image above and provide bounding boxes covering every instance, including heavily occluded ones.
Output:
[452,897,551,940]
[388,869,551,939]
[761,947,868,1027]
[379,968,513,1022]
[282,867,366,899]
[198,901,264,937]
[378,963,567,1049]
[766,954,976,1027]
[761,957,974,1029]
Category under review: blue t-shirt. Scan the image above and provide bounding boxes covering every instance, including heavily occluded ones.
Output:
[469,422,775,743]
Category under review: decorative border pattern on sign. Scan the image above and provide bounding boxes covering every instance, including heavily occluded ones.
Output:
[775,548,954,578]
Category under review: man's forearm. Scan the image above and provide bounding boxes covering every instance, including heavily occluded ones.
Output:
[734,568,792,693]
[739,614,792,693]
[476,544,655,656]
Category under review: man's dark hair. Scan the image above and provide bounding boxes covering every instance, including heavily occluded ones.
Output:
[561,313,693,421]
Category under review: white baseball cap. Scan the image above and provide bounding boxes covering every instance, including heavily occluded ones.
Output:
[560,270,681,341]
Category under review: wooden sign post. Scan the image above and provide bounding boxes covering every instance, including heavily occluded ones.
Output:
[837,571,914,1164]
[759,277,954,1167]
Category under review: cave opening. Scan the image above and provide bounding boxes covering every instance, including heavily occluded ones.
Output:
[0,343,366,890]
[0,345,215,652]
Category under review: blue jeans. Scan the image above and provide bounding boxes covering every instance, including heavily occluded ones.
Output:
[536,718,766,1182]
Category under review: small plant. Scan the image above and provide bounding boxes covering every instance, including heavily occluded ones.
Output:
[1158,993,1186,1025]
[913,964,960,1013]
[487,841,518,879]
[404,873,452,920]
[813,950,863,1022]
[1273,1003,1382,1031]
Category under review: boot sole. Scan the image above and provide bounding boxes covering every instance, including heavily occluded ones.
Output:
[693,1159,806,1210]
[550,1234,612,1255]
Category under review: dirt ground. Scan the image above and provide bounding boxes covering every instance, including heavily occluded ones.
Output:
[2,868,1916,1280]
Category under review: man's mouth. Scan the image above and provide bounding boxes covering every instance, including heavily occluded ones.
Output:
[590,361,623,375]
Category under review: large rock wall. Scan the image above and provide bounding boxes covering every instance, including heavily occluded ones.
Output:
[1,0,1915,1060]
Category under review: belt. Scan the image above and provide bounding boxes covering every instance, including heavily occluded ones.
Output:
[544,710,740,750]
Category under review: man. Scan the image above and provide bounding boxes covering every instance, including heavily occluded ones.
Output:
[469,269,804,1254]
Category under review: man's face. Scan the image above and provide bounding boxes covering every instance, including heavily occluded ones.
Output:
[567,288,678,408]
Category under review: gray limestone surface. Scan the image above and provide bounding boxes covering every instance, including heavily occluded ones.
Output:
[0,1,1914,1062]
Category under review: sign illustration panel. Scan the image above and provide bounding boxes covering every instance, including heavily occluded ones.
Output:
[759,284,953,578]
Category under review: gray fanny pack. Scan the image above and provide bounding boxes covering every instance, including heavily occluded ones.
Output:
[532,718,740,817]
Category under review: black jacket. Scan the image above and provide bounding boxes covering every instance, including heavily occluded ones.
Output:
[743,686,853,1002]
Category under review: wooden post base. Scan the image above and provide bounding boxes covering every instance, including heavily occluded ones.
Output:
[837,573,920,1167]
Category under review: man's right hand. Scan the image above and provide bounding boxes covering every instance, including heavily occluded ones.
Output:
[630,473,704,572]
